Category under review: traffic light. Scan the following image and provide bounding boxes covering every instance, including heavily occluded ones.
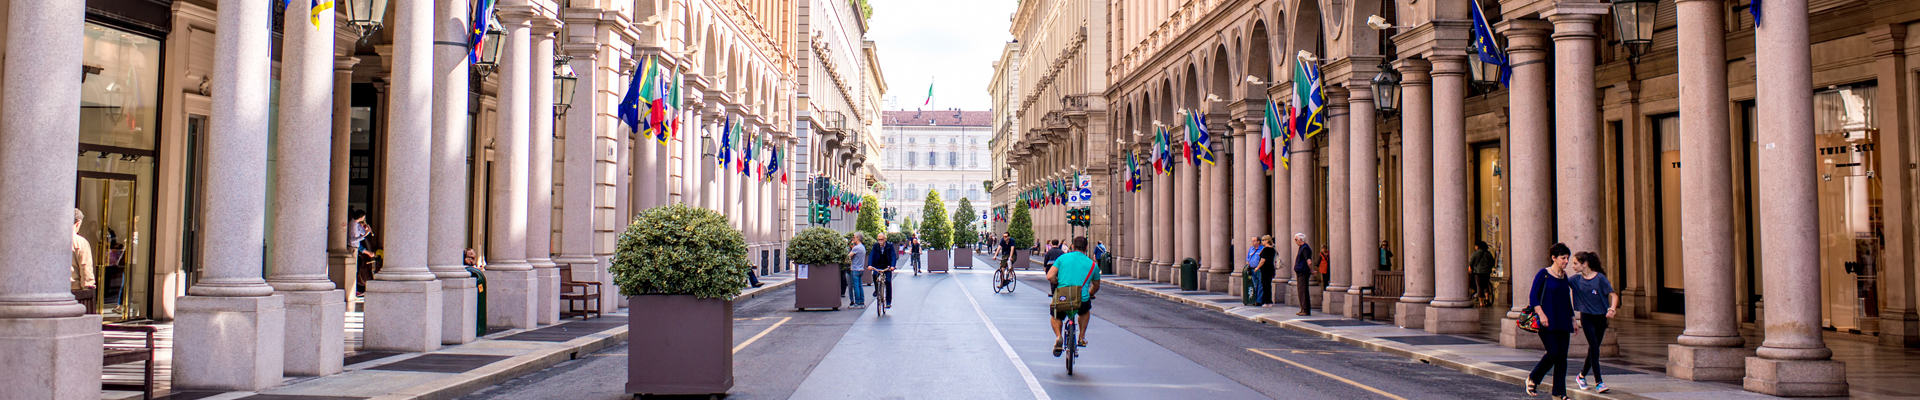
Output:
[1066,207,1091,227]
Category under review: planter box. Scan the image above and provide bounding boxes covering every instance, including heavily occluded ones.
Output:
[953,248,973,269]
[627,295,733,396]
[928,249,950,272]
[1014,249,1033,270]
[794,264,844,310]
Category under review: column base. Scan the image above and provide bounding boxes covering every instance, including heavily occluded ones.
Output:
[0,313,102,399]
[1499,317,1545,349]
[363,280,443,352]
[1878,310,1920,348]
[533,260,561,325]
[1667,345,1753,381]
[328,250,357,301]
[282,290,345,377]
[1424,306,1481,334]
[1227,272,1245,297]
[440,277,478,345]
[1206,271,1231,293]
[173,294,286,391]
[485,269,538,329]
[1318,290,1342,317]
[1743,357,1848,397]
[1396,302,1429,329]
[1152,262,1173,283]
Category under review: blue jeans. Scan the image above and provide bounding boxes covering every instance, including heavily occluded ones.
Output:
[846,269,866,305]
[1250,269,1267,305]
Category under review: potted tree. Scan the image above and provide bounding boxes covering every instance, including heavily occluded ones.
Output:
[614,204,750,396]
[951,198,977,269]
[856,194,884,243]
[789,227,848,311]
[1008,202,1035,271]
[919,191,952,272]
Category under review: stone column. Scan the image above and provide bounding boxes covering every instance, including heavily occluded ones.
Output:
[267,3,344,377]
[529,24,560,326]
[1269,104,1294,305]
[330,57,360,303]
[1233,122,1258,296]
[1179,152,1200,288]
[1394,59,1435,329]
[1134,154,1153,278]
[1154,152,1175,283]
[1325,88,1351,313]
[364,0,445,353]
[485,6,537,330]
[1498,18,1554,349]
[1206,118,1232,292]
[556,36,603,313]
[429,0,478,345]
[172,0,287,390]
[1345,86,1378,318]
[1291,118,1320,312]
[0,1,101,397]
[1549,10,1604,255]
[1667,0,1751,380]
[1427,54,1478,333]
[1745,0,1848,394]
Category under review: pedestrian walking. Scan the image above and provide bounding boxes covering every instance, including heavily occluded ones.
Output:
[1569,251,1617,393]
[71,208,97,314]
[1043,239,1065,272]
[1292,233,1313,315]
[1470,241,1496,306]
[846,233,869,308]
[349,209,377,296]
[1525,243,1576,399]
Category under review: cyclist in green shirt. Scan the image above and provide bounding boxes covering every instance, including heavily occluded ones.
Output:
[1047,236,1101,352]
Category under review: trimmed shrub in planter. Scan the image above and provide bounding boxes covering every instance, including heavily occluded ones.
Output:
[612,204,747,396]
[952,198,976,268]
[788,227,848,310]
[1009,202,1035,270]
[920,191,951,272]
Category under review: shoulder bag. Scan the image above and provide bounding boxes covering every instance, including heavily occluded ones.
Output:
[1051,260,1097,314]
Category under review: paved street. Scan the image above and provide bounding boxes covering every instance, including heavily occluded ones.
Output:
[462,255,1520,400]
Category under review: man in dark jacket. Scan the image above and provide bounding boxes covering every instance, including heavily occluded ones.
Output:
[909,238,924,273]
[1000,235,1016,260]
[870,233,898,307]
[1293,233,1315,316]
[1043,239,1065,272]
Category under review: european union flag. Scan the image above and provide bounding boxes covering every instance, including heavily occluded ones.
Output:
[1471,0,1511,87]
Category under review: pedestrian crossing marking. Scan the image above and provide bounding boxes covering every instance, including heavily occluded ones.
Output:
[1248,348,1411,400]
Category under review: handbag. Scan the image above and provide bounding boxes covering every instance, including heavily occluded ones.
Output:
[1051,259,1097,314]
[1517,271,1546,332]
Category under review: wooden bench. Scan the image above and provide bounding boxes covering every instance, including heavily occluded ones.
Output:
[1358,271,1404,320]
[102,324,158,400]
[560,265,603,320]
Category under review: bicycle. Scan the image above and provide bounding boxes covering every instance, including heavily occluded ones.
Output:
[1061,310,1080,375]
[872,270,890,317]
[992,258,1017,293]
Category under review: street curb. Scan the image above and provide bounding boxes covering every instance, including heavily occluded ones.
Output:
[365,273,798,400]
[1104,278,1653,400]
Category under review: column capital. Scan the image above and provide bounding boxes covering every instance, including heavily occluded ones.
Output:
[1545,9,1604,41]
[335,56,359,71]
[1496,19,1555,52]
[1394,58,1434,86]
[1867,24,1909,56]
[496,5,538,26]
[531,14,563,36]
[1430,54,1471,78]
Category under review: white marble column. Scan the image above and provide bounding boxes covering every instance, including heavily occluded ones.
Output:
[0,1,101,397]
[556,39,603,313]
[365,0,445,354]
[1497,19,1554,349]
[173,0,287,390]
[486,7,537,329]
[429,0,478,346]
[1395,59,1435,329]
[1745,0,1848,394]
[267,3,344,377]
[1345,87,1378,318]
[1549,10,1605,255]
[1668,0,1752,380]
[529,24,561,326]
[1427,54,1479,333]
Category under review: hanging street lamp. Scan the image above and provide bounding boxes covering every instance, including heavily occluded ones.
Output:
[1468,49,1505,93]
[1610,0,1659,63]
[553,55,578,116]
[474,23,506,76]
[1370,62,1402,117]
[343,0,391,44]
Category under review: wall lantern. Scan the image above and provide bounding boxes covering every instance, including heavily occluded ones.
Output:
[1469,50,1505,93]
[343,0,391,44]
[553,56,578,116]
[1370,63,1402,116]
[474,23,506,76]
[1611,0,1659,63]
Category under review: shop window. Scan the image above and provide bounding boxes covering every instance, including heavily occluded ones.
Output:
[1813,85,1880,332]
[76,22,163,322]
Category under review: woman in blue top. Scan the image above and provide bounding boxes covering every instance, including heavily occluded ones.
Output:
[1569,251,1617,393]
[1526,243,1576,399]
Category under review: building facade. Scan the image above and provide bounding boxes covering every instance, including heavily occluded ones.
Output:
[997,0,1111,251]
[880,110,993,233]
[988,42,1021,235]
[0,0,824,396]
[794,0,884,233]
[1064,0,1920,395]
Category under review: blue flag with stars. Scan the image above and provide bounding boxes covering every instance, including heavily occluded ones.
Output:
[1470,0,1511,87]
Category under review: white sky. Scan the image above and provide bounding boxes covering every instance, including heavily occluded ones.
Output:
[864,0,1017,112]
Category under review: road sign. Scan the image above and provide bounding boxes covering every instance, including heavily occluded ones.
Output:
[1068,188,1093,207]
[1077,174,1092,189]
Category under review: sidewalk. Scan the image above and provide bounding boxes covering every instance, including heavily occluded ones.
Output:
[121,271,797,400]
[1100,276,1918,400]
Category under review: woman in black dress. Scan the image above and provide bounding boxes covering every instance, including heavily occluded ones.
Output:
[1526,243,1576,399]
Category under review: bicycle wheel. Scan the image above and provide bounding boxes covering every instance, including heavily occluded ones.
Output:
[1063,320,1077,375]
[993,269,1006,293]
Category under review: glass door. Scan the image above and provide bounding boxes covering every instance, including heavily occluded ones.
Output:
[77,172,146,321]
[1814,85,1881,333]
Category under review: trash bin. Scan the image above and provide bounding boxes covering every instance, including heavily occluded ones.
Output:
[1180,258,1199,291]
[1098,253,1114,275]
[466,266,488,337]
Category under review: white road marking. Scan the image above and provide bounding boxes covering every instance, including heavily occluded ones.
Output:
[957,275,1053,400]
